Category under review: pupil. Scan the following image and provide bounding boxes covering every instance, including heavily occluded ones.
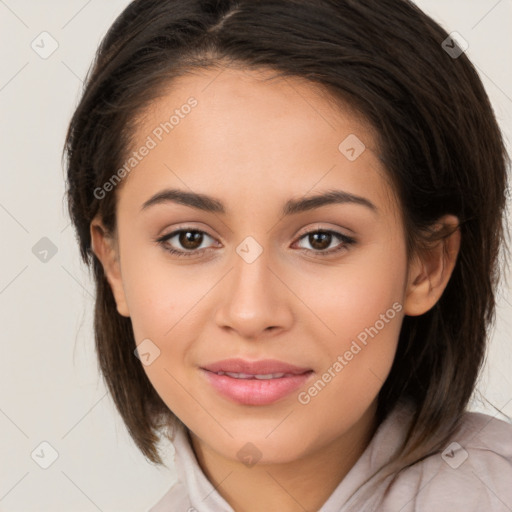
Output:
[311,232,330,250]
[180,231,202,249]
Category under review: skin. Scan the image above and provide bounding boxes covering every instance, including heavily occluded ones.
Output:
[90,66,460,511]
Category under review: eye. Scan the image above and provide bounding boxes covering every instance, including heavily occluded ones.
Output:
[155,227,356,259]
[156,228,218,258]
[294,229,356,256]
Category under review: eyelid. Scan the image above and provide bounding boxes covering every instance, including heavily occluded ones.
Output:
[156,225,353,244]
[292,228,356,253]
[295,223,353,238]
[155,226,218,247]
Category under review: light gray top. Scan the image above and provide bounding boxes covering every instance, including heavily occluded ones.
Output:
[148,400,512,511]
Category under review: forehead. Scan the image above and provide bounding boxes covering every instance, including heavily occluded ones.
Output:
[118,65,398,220]
[138,65,377,147]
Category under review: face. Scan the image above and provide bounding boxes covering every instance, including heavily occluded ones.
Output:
[95,66,412,464]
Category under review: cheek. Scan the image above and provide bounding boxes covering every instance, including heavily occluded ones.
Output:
[297,244,406,346]
[295,238,406,400]
[121,259,202,413]
[120,242,208,342]
[293,325,399,458]
[295,265,405,442]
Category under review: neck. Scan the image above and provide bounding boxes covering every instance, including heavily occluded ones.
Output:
[189,400,379,512]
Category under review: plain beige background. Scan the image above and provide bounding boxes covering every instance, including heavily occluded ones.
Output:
[0,1,511,510]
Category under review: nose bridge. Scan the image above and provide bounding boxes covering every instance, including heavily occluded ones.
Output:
[213,234,292,337]
[231,235,277,310]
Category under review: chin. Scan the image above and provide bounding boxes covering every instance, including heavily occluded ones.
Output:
[195,423,314,465]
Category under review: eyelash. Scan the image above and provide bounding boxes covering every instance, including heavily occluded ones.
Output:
[155,227,356,259]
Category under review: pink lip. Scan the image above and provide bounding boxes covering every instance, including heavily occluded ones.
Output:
[200,358,314,406]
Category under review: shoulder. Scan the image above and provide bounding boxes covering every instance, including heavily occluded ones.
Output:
[382,410,512,512]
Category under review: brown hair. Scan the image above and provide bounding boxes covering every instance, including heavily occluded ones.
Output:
[64,0,509,494]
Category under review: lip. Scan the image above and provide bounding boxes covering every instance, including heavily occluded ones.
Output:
[202,358,312,375]
[200,358,314,406]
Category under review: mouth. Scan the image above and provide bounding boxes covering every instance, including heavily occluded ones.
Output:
[200,358,314,406]
[212,371,299,379]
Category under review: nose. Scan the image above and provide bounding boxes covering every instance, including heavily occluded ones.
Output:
[213,244,294,340]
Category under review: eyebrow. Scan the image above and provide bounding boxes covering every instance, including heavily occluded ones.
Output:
[140,188,378,216]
